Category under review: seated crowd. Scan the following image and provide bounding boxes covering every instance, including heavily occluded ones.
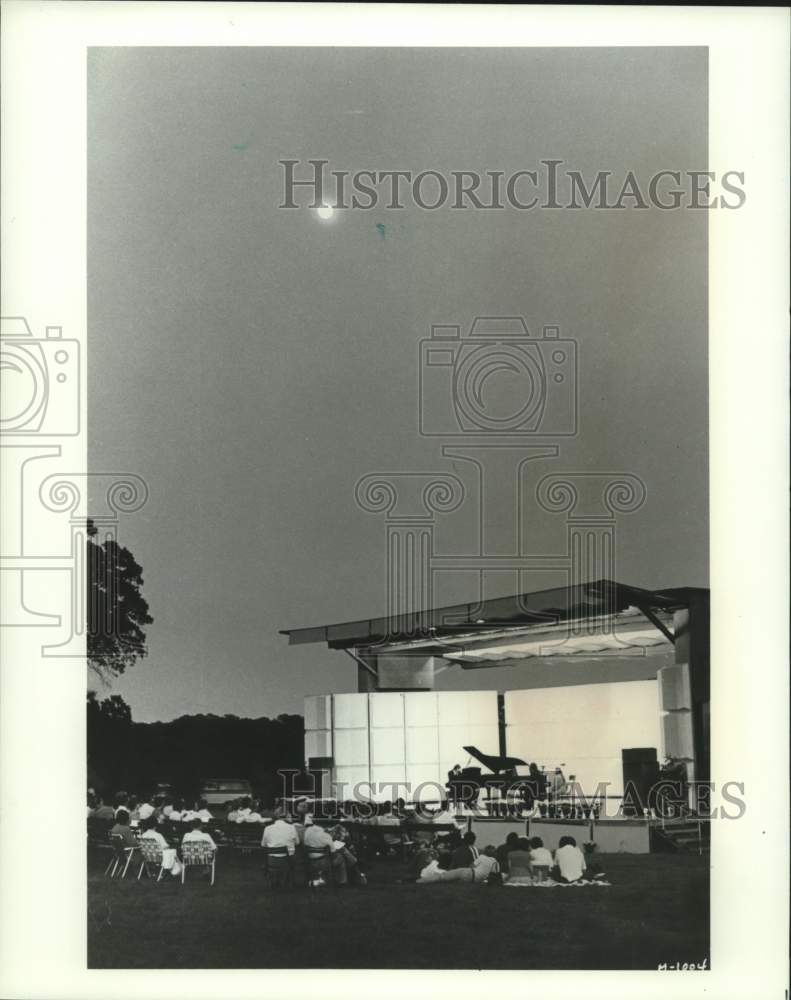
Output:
[411,832,603,886]
[89,788,603,888]
[107,807,218,878]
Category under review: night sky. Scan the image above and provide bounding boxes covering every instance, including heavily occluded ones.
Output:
[88,47,707,721]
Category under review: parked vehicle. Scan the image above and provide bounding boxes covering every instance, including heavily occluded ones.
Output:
[200,778,252,806]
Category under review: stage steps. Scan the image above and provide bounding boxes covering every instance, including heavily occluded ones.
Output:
[651,817,710,855]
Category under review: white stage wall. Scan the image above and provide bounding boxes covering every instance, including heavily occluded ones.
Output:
[305,679,664,801]
[504,679,662,796]
[304,690,500,801]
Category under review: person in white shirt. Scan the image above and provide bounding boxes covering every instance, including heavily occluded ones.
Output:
[304,821,352,886]
[447,846,500,883]
[553,836,587,883]
[137,800,155,821]
[528,836,554,869]
[181,819,217,850]
[139,817,182,876]
[195,799,213,823]
[416,849,444,883]
[166,799,183,822]
[418,845,500,884]
[470,847,500,883]
[244,799,266,823]
[262,811,299,855]
[234,797,252,823]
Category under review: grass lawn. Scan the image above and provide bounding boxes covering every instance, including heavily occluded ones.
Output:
[88,852,709,970]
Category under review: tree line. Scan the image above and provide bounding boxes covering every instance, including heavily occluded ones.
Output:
[87,692,305,802]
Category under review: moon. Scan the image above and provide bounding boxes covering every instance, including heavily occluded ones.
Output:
[316,205,335,221]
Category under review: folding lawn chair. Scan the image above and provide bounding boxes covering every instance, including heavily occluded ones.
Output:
[137,838,166,882]
[263,846,294,889]
[106,834,137,879]
[181,841,216,886]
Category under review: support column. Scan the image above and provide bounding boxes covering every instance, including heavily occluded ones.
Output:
[672,592,710,788]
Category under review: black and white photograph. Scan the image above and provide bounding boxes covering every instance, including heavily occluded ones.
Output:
[0,3,788,997]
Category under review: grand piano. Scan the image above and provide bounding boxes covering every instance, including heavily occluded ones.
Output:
[446,746,529,806]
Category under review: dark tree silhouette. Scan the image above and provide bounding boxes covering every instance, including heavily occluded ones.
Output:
[86,518,153,680]
[86,691,305,801]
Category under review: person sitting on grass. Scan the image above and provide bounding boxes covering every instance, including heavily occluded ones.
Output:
[110,808,137,848]
[416,847,444,882]
[503,837,534,884]
[182,817,217,850]
[450,830,479,868]
[418,845,500,884]
[496,832,520,873]
[528,836,554,872]
[552,835,586,883]
[139,815,182,876]
[406,843,434,882]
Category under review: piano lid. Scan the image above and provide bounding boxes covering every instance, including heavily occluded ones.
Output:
[463,745,527,773]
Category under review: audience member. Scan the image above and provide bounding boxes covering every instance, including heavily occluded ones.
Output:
[137,797,155,821]
[234,797,252,823]
[416,848,444,882]
[139,816,182,876]
[90,796,115,823]
[449,831,479,868]
[110,808,137,848]
[529,836,554,869]
[552,835,586,883]
[195,799,213,823]
[182,818,217,850]
[496,831,520,873]
[262,808,298,855]
[418,845,500,884]
[304,819,363,886]
[504,837,534,884]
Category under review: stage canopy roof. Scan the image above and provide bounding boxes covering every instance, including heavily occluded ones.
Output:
[280,579,707,659]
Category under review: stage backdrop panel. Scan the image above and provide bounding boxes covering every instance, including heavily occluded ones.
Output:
[305,729,332,760]
[404,691,439,727]
[333,693,369,729]
[304,689,501,802]
[505,679,662,797]
[369,691,405,728]
[304,694,332,732]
